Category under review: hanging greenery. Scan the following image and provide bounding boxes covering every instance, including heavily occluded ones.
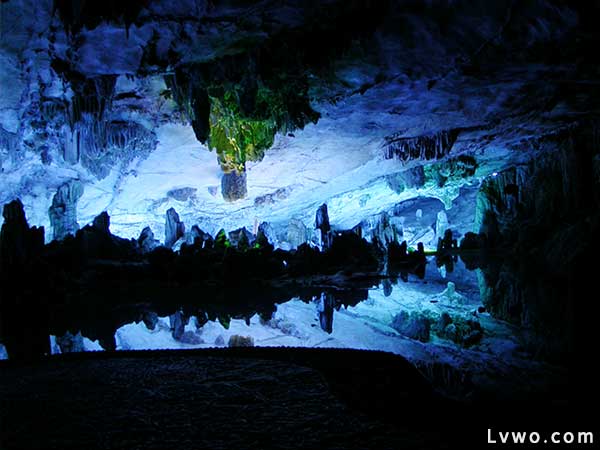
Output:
[208,92,276,174]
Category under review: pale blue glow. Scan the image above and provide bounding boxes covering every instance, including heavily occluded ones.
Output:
[0,343,8,360]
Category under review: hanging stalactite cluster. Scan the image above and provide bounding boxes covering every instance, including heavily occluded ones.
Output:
[0,128,19,165]
[161,0,391,180]
[68,76,117,128]
[165,52,320,175]
[383,129,461,163]
[44,0,390,199]
[68,115,157,178]
[45,75,158,178]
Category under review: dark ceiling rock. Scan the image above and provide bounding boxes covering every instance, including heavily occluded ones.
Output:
[53,0,150,36]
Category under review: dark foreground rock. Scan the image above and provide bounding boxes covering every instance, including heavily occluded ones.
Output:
[1,348,595,450]
[0,348,443,450]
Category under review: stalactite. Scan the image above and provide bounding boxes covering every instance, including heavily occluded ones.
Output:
[383,129,460,162]
[0,128,20,165]
[40,100,68,124]
[69,75,116,127]
[70,114,156,178]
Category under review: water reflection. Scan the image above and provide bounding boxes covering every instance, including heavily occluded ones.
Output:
[317,293,335,334]
[1,250,571,401]
[47,255,478,353]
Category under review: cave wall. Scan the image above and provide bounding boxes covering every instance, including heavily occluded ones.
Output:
[474,122,600,360]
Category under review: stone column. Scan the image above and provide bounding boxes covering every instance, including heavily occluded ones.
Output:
[49,180,84,241]
[221,169,247,201]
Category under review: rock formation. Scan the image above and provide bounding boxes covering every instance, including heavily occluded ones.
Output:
[383,129,460,163]
[165,208,185,248]
[287,218,308,250]
[315,203,332,250]
[92,211,110,234]
[48,180,84,241]
[138,226,159,253]
[221,170,247,202]
[0,199,44,268]
[391,311,431,343]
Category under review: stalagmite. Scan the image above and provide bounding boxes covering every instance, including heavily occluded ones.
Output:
[165,208,185,248]
[48,180,84,241]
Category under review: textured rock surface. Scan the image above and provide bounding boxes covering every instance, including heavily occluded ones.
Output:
[55,331,85,353]
[1,0,598,240]
[167,187,197,202]
[391,310,431,343]
[138,226,159,253]
[165,207,184,248]
[48,180,84,240]
[315,203,332,250]
[221,170,247,202]
[286,218,308,250]
[0,1,599,416]
[0,349,459,449]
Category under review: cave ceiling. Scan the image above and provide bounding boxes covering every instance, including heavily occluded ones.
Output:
[1,0,599,241]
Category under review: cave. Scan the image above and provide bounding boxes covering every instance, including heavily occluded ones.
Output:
[1,0,599,448]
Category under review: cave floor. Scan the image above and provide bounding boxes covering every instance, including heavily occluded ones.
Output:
[1,348,595,449]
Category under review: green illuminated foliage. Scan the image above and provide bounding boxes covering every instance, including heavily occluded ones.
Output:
[208,95,276,173]
[166,51,320,176]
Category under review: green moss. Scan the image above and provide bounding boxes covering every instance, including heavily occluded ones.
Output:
[208,95,276,173]
[205,76,319,173]
[167,51,320,176]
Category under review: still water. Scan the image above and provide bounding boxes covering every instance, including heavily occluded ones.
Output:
[35,256,567,400]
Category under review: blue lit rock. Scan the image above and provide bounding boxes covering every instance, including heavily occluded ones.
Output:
[0,343,8,360]
[286,218,309,250]
[167,187,197,202]
[56,331,85,353]
[315,203,332,250]
[165,207,184,248]
[385,166,425,194]
[257,222,276,247]
[48,180,84,241]
[169,310,186,341]
[435,210,449,244]
[138,226,159,253]
[141,311,159,331]
[221,170,247,202]
[391,310,431,343]
[187,225,212,247]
